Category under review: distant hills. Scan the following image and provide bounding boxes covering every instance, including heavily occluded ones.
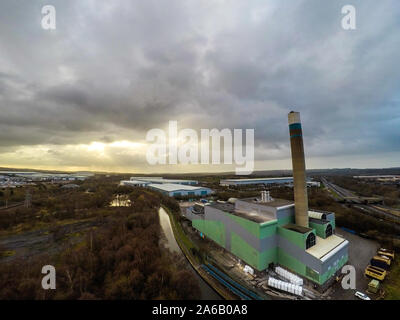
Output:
[1,166,400,177]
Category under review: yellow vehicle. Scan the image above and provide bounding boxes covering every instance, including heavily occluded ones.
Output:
[365,265,386,281]
[371,255,391,270]
[378,248,395,261]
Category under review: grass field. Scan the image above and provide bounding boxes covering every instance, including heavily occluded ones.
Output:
[384,258,400,300]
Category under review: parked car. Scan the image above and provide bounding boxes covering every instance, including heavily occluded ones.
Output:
[355,291,371,300]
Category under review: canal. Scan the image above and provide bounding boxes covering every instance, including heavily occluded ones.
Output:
[158,207,221,300]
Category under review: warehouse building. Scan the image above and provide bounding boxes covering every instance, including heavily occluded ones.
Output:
[130,177,198,185]
[148,183,213,197]
[119,177,211,197]
[120,180,151,187]
[220,177,320,187]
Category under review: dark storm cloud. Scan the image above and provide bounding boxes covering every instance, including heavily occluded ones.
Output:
[0,0,399,169]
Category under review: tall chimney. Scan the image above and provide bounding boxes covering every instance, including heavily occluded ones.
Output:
[288,111,309,228]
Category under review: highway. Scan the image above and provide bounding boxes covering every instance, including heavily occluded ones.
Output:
[354,204,400,223]
[321,177,358,199]
[321,177,400,224]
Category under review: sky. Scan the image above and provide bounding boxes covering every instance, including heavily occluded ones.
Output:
[0,0,399,174]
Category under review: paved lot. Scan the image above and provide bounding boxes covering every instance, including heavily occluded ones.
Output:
[329,228,380,300]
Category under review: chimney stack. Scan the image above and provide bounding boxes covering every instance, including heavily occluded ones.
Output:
[288,111,309,228]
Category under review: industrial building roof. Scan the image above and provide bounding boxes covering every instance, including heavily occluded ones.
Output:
[308,218,330,225]
[283,223,312,234]
[220,177,293,184]
[240,197,294,208]
[306,235,347,260]
[148,183,208,192]
[209,202,235,213]
[222,177,292,182]
[209,201,276,223]
[131,177,198,184]
[233,210,274,223]
[121,180,150,184]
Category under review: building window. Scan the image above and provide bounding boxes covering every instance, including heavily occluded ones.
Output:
[325,224,333,238]
[306,233,316,249]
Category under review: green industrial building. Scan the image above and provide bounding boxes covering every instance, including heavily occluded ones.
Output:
[186,196,348,286]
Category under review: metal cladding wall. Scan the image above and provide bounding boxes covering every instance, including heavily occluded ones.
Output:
[277,226,311,250]
[191,204,349,285]
[309,221,333,239]
[276,224,349,284]
[277,242,348,284]
[326,213,336,229]
[170,188,212,197]
[192,218,226,247]
[192,206,279,270]
[148,187,212,197]
[288,111,309,227]
[276,206,295,225]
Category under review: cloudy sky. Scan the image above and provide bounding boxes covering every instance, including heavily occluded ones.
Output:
[0,0,399,174]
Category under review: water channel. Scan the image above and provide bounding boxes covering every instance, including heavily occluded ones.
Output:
[158,207,221,300]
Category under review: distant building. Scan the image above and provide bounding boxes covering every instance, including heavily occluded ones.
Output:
[0,171,91,182]
[130,177,198,185]
[120,180,151,187]
[220,177,293,186]
[119,177,212,197]
[353,175,400,183]
[148,183,213,197]
[220,177,320,188]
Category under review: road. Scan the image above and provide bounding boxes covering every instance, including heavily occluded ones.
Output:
[354,204,400,224]
[321,177,357,199]
[321,177,400,224]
